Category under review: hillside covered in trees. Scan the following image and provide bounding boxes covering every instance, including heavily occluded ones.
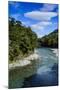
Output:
[9,17,58,62]
[9,17,37,62]
[38,29,58,48]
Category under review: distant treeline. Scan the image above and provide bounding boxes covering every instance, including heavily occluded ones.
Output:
[9,17,37,62]
[37,29,58,48]
[9,17,58,62]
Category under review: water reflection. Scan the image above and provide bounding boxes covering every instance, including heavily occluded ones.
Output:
[9,60,38,88]
[23,63,58,87]
[9,48,58,88]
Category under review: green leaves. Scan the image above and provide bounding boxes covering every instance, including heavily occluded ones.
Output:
[38,30,58,48]
[9,17,37,62]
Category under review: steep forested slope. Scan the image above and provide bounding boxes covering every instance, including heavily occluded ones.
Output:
[9,17,37,62]
[38,29,58,48]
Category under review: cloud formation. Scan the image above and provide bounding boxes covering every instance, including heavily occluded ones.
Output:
[40,4,57,11]
[9,2,58,37]
[31,22,58,37]
[24,11,57,21]
[31,21,52,31]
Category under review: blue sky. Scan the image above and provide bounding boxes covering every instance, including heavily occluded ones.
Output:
[8,1,58,38]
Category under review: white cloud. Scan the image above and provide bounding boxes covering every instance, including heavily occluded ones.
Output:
[31,21,58,38]
[31,24,44,30]
[10,14,31,27]
[40,4,57,11]
[24,11,57,21]
[31,21,52,31]
[36,21,52,26]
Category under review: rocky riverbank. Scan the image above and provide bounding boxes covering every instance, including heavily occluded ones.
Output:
[51,49,58,57]
[9,53,39,70]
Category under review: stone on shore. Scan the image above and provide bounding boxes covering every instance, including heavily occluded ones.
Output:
[9,53,39,70]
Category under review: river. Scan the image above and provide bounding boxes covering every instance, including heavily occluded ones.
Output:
[9,48,58,88]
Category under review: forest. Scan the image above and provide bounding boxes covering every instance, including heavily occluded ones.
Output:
[9,17,37,62]
[9,17,58,62]
[38,29,58,48]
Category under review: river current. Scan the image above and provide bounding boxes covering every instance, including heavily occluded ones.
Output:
[9,48,58,88]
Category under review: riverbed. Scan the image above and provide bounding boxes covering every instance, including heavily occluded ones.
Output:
[9,48,58,88]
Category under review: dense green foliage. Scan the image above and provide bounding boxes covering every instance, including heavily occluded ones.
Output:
[9,17,58,62]
[38,30,58,48]
[9,17,37,62]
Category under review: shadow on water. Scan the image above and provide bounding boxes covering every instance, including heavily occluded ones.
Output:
[9,48,58,88]
[23,63,58,87]
[9,60,38,89]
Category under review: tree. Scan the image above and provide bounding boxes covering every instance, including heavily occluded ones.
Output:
[37,29,58,48]
[9,17,37,62]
